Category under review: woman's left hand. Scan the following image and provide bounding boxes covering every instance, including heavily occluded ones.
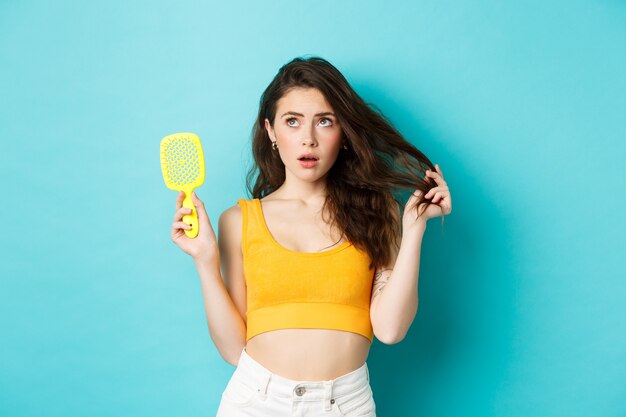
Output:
[403,163,452,229]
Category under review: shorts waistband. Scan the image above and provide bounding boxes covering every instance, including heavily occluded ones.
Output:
[233,347,370,410]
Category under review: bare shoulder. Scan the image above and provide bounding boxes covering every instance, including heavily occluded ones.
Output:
[218,202,243,246]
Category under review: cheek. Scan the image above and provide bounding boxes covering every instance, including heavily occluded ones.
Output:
[277,131,299,153]
[326,130,343,149]
[275,126,294,142]
[318,126,342,141]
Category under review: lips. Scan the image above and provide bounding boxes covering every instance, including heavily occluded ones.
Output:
[299,159,319,168]
[298,153,319,161]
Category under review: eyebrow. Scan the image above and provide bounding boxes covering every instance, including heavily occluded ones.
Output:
[280,111,336,118]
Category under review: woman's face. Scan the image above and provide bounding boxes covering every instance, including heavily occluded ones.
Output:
[265,87,343,182]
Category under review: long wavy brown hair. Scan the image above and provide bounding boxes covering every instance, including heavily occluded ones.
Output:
[245,56,442,270]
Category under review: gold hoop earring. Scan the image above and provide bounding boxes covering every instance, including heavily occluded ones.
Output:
[272,141,278,151]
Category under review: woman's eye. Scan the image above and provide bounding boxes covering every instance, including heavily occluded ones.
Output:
[287,118,298,127]
[319,118,333,126]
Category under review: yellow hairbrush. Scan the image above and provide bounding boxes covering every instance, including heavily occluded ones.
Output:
[160,132,205,238]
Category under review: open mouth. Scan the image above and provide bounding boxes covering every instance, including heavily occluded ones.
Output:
[298,153,320,161]
[298,157,319,168]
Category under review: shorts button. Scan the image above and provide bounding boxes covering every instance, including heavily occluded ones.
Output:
[295,386,306,396]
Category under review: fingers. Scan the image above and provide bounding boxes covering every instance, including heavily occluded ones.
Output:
[191,191,209,225]
[424,187,437,199]
[172,221,192,232]
[425,164,446,186]
[425,184,450,199]
[171,191,202,239]
[173,206,193,222]
[424,169,438,179]
[430,191,447,203]
[419,165,453,215]
[176,190,185,210]
[173,190,206,221]
[424,185,448,197]
[173,190,194,224]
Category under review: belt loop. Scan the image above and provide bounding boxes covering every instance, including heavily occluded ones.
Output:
[323,381,333,412]
[258,373,271,401]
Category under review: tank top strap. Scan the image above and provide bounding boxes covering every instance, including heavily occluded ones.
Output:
[236,198,265,252]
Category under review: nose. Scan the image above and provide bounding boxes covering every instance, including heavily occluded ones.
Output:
[301,136,317,147]
[301,128,318,147]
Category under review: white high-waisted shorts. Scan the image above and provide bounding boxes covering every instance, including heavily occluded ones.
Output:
[216,346,376,416]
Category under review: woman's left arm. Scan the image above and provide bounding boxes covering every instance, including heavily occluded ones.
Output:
[370,164,452,344]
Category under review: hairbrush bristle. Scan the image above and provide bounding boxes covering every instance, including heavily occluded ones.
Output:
[160,133,205,190]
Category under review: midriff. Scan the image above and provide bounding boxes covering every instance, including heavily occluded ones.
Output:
[244,328,372,381]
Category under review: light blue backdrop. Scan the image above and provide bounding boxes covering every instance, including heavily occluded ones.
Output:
[1,1,624,416]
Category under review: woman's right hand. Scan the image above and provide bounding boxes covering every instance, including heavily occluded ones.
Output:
[171,190,219,263]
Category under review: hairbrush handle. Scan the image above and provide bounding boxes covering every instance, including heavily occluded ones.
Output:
[181,188,199,238]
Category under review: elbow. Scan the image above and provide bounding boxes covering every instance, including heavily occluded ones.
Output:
[374,310,418,345]
[372,302,418,345]
[376,333,403,345]
[217,343,246,367]
[375,328,405,345]
[218,350,238,367]
[222,349,239,367]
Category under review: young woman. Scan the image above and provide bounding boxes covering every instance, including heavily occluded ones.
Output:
[170,56,452,416]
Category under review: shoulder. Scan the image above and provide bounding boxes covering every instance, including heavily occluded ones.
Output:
[220,200,244,221]
[218,202,244,245]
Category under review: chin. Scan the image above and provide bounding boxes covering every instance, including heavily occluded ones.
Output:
[289,166,330,180]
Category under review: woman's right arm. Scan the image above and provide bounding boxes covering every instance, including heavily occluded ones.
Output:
[171,191,246,366]
[193,255,246,366]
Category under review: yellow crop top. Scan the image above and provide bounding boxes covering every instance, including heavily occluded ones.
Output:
[237,198,375,344]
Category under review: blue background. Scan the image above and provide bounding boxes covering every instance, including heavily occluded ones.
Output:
[1,1,624,416]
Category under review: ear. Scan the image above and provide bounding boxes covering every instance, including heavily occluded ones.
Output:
[264,118,275,142]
